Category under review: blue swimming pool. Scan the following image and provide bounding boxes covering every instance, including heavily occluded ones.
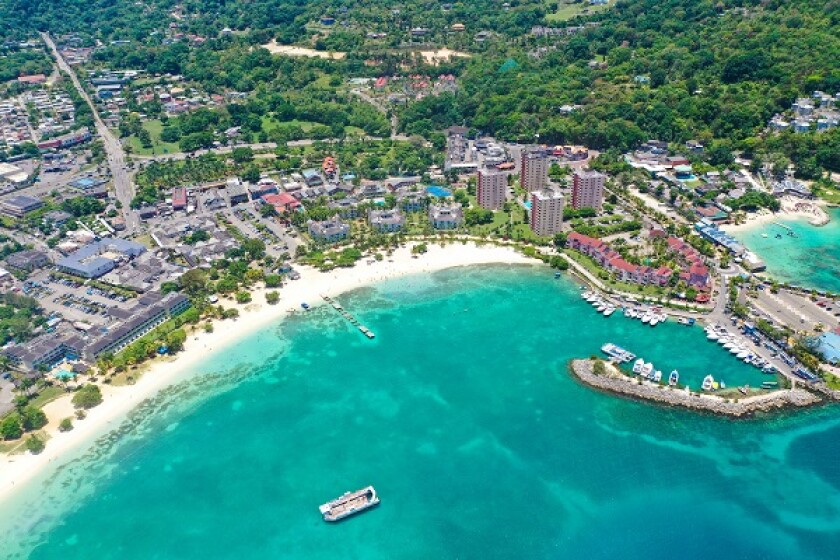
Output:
[426,185,452,197]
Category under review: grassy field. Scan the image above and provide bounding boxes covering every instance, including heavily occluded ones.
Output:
[126,119,181,156]
[546,0,612,23]
[814,183,840,205]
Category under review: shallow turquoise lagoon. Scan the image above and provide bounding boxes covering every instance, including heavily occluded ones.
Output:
[1,265,839,559]
[730,208,840,293]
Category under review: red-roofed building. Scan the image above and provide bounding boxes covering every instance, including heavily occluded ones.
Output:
[172,187,187,210]
[18,74,47,85]
[262,193,301,214]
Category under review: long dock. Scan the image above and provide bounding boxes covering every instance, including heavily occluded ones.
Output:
[322,295,376,339]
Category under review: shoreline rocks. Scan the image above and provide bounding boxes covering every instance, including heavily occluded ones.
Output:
[569,359,822,417]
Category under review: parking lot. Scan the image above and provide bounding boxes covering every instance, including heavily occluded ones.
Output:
[30,273,131,325]
[751,288,840,332]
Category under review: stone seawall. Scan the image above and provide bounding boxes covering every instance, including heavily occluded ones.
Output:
[570,359,822,417]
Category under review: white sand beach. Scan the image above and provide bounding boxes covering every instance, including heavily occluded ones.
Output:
[0,242,535,503]
[722,196,830,233]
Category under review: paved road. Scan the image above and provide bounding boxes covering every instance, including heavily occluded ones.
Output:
[42,33,138,234]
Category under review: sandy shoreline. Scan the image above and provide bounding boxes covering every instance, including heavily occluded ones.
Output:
[722,196,831,233]
[0,242,535,504]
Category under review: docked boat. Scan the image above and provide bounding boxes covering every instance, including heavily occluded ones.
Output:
[641,362,654,378]
[641,313,652,324]
[653,370,662,383]
[706,329,719,341]
[301,302,311,310]
[739,386,749,395]
[319,486,380,522]
[680,317,696,326]
[737,350,751,359]
[668,370,679,386]
[720,380,726,389]
[596,304,607,313]
[603,306,616,317]
[701,375,715,391]
[649,316,660,327]
[632,358,645,374]
[761,381,779,389]
[623,308,633,318]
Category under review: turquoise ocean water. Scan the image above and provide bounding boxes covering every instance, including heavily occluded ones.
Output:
[1,265,839,559]
[729,208,840,293]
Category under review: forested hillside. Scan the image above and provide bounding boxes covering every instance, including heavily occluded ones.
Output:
[1,0,838,174]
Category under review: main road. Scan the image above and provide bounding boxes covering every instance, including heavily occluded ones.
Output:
[41,33,139,234]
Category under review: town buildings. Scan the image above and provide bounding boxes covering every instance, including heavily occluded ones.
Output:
[572,170,606,211]
[477,169,507,210]
[529,188,565,237]
[56,238,146,279]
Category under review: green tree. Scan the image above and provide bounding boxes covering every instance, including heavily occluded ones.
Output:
[235,291,252,304]
[25,434,45,454]
[58,418,74,432]
[165,328,187,352]
[0,413,22,440]
[20,405,47,431]
[266,291,280,305]
[72,384,103,410]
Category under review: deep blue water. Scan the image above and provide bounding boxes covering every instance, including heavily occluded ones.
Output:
[1,265,839,559]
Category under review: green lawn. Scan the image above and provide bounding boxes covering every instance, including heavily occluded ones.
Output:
[546,0,612,23]
[815,184,840,205]
[126,119,181,156]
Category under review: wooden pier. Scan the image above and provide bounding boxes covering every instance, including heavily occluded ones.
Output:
[322,295,376,339]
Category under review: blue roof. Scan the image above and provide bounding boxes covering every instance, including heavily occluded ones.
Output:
[817,332,840,364]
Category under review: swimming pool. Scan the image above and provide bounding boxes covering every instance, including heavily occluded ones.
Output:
[426,185,452,197]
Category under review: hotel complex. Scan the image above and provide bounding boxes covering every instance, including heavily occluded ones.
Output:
[520,151,548,192]
[572,170,606,210]
[529,188,565,236]
[477,169,508,210]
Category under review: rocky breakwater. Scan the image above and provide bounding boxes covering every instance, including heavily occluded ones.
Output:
[569,359,822,417]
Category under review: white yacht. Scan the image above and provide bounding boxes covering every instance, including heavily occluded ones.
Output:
[603,306,616,317]
[702,375,715,391]
[653,370,662,383]
[596,303,607,312]
[668,370,679,386]
[632,359,645,374]
[641,312,652,324]
[649,316,660,327]
[641,362,654,378]
[737,350,751,359]
[706,330,720,341]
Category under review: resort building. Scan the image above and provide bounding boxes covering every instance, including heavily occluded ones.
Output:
[571,170,606,211]
[368,209,405,233]
[520,150,548,192]
[429,203,464,230]
[3,333,85,372]
[86,293,191,358]
[308,219,350,243]
[56,238,146,279]
[477,169,507,210]
[567,232,672,287]
[529,188,565,237]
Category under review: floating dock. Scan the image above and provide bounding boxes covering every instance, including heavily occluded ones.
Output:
[319,486,380,522]
[322,295,375,339]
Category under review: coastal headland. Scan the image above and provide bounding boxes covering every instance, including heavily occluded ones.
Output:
[0,242,535,504]
[569,358,822,417]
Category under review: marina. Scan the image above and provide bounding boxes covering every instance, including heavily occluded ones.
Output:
[322,295,376,339]
[319,486,380,522]
[581,291,667,326]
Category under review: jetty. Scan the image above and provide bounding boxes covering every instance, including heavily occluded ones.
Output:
[322,295,376,339]
[319,486,380,522]
[771,222,796,236]
[569,359,821,417]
